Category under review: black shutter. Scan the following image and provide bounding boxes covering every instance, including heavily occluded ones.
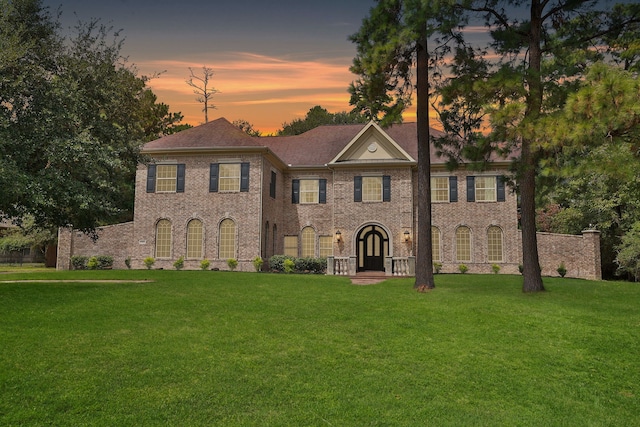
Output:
[146,164,156,193]
[176,164,185,193]
[292,179,300,204]
[467,176,475,202]
[497,176,506,202]
[449,176,458,202]
[383,176,391,202]
[209,163,219,192]
[319,179,327,204]
[240,162,250,192]
[270,171,276,198]
[354,176,362,202]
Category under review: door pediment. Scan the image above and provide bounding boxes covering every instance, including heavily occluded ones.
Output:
[329,121,415,164]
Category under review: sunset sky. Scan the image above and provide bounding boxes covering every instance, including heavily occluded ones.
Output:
[43,0,383,134]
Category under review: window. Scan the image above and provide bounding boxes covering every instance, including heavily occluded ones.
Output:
[146,164,185,193]
[209,163,249,192]
[284,236,298,257]
[475,176,496,202]
[354,176,390,202]
[432,227,441,262]
[487,226,503,262]
[270,171,276,198]
[319,236,333,258]
[456,226,471,262]
[431,176,457,202]
[301,227,315,258]
[155,219,172,258]
[186,219,203,259]
[466,176,505,202]
[300,180,319,204]
[292,179,326,204]
[431,177,449,202]
[219,219,236,259]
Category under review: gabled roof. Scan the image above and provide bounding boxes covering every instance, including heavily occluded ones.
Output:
[142,117,511,168]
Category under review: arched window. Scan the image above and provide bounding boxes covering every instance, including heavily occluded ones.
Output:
[264,221,270,259]
[272,224,277,255]
[219,219,236,259]
[155,219,172,258]
[301,227,315,258]
[186,219,203,259]
[487,226,503,263]
[456,226,471,262]
[432,226,441,262]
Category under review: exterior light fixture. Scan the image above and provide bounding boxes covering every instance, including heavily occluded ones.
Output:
[403,230,411,242]
[335,230,342,243]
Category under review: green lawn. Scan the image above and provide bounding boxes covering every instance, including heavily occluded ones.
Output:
[1,271,638,426]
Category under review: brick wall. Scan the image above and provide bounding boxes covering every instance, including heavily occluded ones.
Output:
[531,230,601,280]
[56,222,134,270]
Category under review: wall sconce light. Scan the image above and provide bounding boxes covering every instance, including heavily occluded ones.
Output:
[335,230,342,243]
[403,230,411,242]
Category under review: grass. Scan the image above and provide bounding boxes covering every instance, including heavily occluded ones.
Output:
[1,270,638,426]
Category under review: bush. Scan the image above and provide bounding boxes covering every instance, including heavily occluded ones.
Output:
[433,262,442,274]
[173,256,184,271]
[125,257,132,269]
[96,256,113,269]
[143,257,155,270]
[492,264,501,274]
[70,255,88,270]
[518,264,524,274]
[268,255,296,272]
[87,256,99,270]
[227,258,238,271]
[269,255,326,274]
[557,262,567,278]
[283,259,295,273]
[253,256,264,272]
[200,259,210,270]
[458,264,469,274]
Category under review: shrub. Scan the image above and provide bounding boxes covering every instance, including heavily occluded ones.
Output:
[173,256,185,271]
[227,258,238,271]
[253,256,264,272]
[458,264,469,274]
[87,256,99,270]
[143,257,155,270]
[433,262,442,274]
[200,259,210,271]
[268,255,296,272]
[283,258,295,274]
[518,264,524,274]
[96,256,113,269]
[557,262,567,278]
[125,257,132,270]
[492,264,501,274]
[70,255,88,270]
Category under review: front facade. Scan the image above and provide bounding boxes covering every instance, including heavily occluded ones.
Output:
[57,117,601,279]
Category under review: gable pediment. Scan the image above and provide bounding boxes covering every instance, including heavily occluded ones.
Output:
[329,121,415,165]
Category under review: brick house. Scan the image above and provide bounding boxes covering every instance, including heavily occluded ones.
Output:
[57,117,602,279]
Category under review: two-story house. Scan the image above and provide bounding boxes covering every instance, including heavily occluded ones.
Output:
[57,117,601,279]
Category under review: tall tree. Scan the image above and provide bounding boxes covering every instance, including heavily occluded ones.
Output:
[277,105,367,136]
[0,0,185,232]
[434,1,640,292]
[186,66,218,124]
[349,0,458,291]
[232,119,261,137]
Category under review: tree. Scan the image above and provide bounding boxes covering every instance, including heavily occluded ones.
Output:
[232,119,261,137]
[349,0,459,291]
[186,66,218,124]
[277,105,368,136]
[537,63,640,278]
[433,1,640,292]
[0,0,185,233]
[615,222,640,281]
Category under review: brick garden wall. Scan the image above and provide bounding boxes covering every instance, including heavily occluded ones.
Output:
[56,222,134,270]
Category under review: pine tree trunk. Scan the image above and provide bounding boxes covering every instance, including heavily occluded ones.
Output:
[414,38,435,291]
